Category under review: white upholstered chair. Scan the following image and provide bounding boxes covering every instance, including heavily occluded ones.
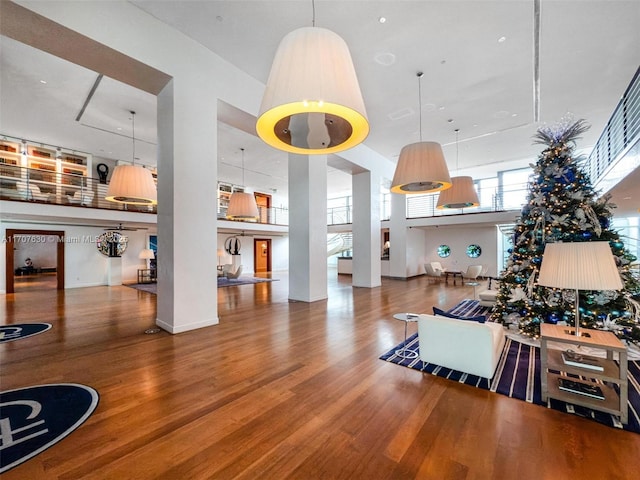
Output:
[67,190,94,206]
[463,265,483,280]
[226,265,243,279]
[424,262,444,281]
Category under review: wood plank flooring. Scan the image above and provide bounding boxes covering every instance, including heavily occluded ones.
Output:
[1,273,639,479]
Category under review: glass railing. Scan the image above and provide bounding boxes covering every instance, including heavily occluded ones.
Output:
[585,66,640,183]
[0,165,156,213]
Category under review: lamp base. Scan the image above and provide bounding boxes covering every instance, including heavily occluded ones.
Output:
[564,329,591,338]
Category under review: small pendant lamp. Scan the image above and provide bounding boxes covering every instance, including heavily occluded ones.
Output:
[437,129,479,209]
[256,1,368,154]
[105,111,157,205]
[226,148,259,221]
[391,72,452,194]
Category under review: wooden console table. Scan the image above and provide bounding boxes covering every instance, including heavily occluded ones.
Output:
[540,324,628,424]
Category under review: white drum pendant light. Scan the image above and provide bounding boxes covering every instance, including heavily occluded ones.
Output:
[226,148,259,221]
[437,129,479,209]
[256,7,368,154]
[106,111,157,205]
[391,72,451,194]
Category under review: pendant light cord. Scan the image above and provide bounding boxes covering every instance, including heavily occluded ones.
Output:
[417,72,424,142]
[311,0,316,26]
[240,148,245,186]
[130,110,136,166]
[455,128,459,173]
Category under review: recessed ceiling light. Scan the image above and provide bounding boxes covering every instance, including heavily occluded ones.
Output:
[512,113,518,117]
[374,52,396,66]
[39,80,47,84]
[438,106,445,111]
[117,127,122,131]
[498,36,507,43]
[378,16,386,24]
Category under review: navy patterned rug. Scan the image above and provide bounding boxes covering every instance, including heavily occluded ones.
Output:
[0,323,51,343]
[126,277,278,294]
[381,332,640,434]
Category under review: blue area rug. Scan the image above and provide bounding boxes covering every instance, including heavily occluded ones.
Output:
[380,305,640,434]
[127,276,277,294]
[0,323,51,343]
[0,384,99,473]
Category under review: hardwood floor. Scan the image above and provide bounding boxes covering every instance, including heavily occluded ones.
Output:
[1,273,639,479]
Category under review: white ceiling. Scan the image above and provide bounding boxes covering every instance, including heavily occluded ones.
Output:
[1,1,639,210]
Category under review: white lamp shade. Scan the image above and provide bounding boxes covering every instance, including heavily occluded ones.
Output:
[139,248,155,260]
[538,241,623,291]
[226,192,259,221]
[256,26,369,154]
[105,165,157,205]
[436,176,480,209]
[391,142,452,194]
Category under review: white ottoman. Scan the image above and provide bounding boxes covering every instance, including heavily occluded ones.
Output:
[478,290,498,307]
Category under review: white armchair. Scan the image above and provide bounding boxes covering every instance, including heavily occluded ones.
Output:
[424,262,444,281]
[67,190,94,206]
[463,265,483,280]
[16,182,49,201]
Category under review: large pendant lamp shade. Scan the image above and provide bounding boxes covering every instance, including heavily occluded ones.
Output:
[106,111,157,205]
[436,129,478,208]
[226,148,260,221]
[105,165,157,205]
[256,26,369,154]
[391,141,452,193]
[391,72,451,194]
[436,176,480,209]
[227,192,260,220]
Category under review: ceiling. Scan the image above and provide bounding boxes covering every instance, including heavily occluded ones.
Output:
[1,1,639,211]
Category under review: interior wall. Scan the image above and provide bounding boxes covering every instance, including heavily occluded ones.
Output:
[217,233,289,274]
[423,225,499,277]
[0,222,150,292]
[12,235,56,270]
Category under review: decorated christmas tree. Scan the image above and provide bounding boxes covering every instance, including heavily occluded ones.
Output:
[494,119,640,343]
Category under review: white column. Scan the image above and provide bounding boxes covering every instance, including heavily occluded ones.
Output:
[288,153,327,302]
[156,79,218,333]
[352,171,381,287]
[389,193,408,278]
[106,257,122,286]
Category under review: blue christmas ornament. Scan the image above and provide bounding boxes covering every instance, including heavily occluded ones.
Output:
[532,257,542,265]
[547,312,559,324]
[599,217,610,229]
[582,231,592,239]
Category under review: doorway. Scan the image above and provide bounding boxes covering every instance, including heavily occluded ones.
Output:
[5,229,65,293]
[254,193,271,224]
[254,238,271,274]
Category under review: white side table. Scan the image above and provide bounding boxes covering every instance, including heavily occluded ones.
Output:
[393,313,419,359]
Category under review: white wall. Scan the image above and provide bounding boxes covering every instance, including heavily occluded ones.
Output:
[13,235,56,270]
[1,222,150,292]
[217,233,289,275]
[423,225,499,277]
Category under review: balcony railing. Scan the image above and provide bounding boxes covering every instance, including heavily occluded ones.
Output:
[586,66,640,184]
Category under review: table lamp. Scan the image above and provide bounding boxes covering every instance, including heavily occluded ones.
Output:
[537,241,623,337]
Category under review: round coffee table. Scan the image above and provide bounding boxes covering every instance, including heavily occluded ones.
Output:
[393,313,419,359]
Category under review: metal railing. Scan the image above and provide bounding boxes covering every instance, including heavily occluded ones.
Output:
[586,66,640,183]
[0,165,156,213]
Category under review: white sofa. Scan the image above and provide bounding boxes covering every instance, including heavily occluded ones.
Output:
[417,314,506,378]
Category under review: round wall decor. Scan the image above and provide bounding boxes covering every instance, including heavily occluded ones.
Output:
[224,236,242,255]
[96,231,128,257]
[466,244,482,258]
[437,245,451,258]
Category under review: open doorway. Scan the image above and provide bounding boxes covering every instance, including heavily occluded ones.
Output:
[254,193,271,224]
[5,229,65,293]
[254,238,271,274]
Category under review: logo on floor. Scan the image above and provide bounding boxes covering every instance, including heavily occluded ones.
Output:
[0,384,99,473]
[0,323,52,343]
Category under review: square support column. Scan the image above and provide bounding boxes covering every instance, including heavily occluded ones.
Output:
[288,153,327,302]
[156,80,219,333]
[389,193,408,278]
[352,171,381,288]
